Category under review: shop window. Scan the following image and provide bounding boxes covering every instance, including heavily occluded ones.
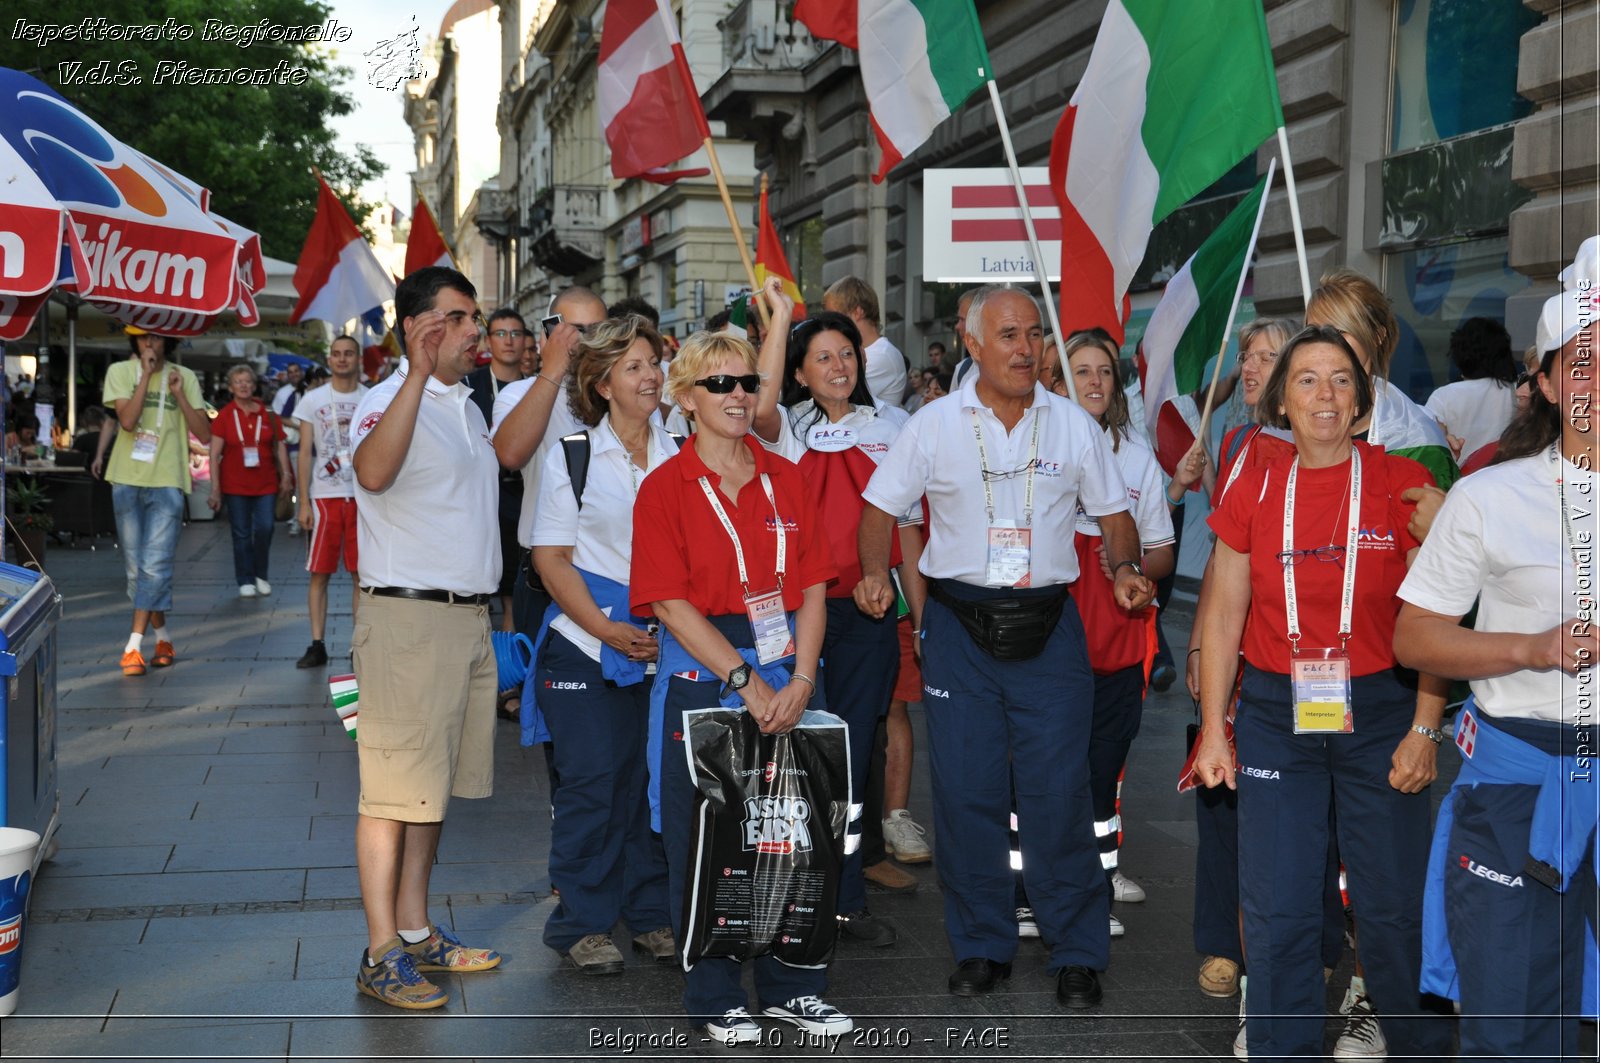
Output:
[1390,0,1537,152]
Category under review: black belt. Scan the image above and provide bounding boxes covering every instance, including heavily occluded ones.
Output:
[363,586,492,606]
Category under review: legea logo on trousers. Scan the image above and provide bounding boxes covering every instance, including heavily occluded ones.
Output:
[1459,854,1524,887]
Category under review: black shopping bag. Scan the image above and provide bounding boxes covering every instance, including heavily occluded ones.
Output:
[682,708,851,967]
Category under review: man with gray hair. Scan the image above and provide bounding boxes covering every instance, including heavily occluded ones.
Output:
[855,284,1154,1010]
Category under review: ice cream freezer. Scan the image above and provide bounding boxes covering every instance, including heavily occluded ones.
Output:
[0,561,61,874]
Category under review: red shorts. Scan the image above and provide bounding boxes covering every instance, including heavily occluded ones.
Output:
[892,617,922,703]
[306,497,358,574]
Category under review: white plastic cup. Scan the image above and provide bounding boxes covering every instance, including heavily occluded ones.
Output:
[0,827,41,1017]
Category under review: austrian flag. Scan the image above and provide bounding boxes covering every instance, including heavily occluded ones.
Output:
[598,0,713,182]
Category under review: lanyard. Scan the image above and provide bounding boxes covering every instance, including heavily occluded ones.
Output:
[699,472,785,593]
[1218,425,1259,503]
[1367,379,1385,446]
[150,369,169,431]
[1282,448,1362,651]
[232,405,264,446]
[970,407,1042,526]
[1552,445,1594,575]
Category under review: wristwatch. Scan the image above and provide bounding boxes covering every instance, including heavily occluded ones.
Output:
[1410,724,1446,745]
[1112,559,1144,578]
[721,662,752,700]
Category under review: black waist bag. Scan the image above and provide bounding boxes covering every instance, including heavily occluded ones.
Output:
[926,579,1069,662]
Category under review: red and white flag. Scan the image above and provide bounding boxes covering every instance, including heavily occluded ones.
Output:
[403,197,453,276]
[290,175,394,328]
[598,0,712,183]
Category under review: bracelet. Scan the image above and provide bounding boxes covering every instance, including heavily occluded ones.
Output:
[790,673,816,694]
[535,374,560,389]
[1410,724,1445,745]
[1188,648,1202,657]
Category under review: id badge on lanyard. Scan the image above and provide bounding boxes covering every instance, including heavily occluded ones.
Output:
[700,473,794,665]
[235,407,264,468]
[1282,451,1361,734]
[131,373,168,463]
[972,409,1041,588]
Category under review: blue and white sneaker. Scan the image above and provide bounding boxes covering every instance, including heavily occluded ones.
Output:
[762,995,854,1035]
[703,1006,763,1046]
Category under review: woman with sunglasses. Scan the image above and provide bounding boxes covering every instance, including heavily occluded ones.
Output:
[748,278,928,947]
[630,328,849,1043]
[1394,289,1598,1061]
[1191,326,1454,1061]
[1059,330,1174,935]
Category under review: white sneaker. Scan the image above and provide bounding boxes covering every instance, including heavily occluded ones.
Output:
[1016,906,1039,939]
[1111,870,1146,902]
[703,1007,762,1046]
[1233,974,1248,1059]
[1333,986,1388,1059]
[239,584,257,598]
[882,808,931,863]
[762,995,853,1035]
[1109,913,1125,937]
[254,578,272,596]
[287,519,301,537]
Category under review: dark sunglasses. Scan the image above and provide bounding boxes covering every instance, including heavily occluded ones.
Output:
[694,374,761,394]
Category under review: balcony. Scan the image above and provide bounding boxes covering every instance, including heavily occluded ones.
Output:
[719,0,824,71]
[525,185,604,276]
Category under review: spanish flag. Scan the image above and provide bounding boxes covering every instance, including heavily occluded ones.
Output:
[754,177,805,318]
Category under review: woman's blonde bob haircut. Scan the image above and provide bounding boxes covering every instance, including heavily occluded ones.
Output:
[665,330,759,411]
[566,314,665,427]
[1305,269,1398,380]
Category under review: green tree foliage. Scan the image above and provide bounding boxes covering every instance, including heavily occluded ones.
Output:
[0,0,386,259]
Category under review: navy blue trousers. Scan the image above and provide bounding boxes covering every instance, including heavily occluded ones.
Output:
[657,614,827,1024]
[1444,712,1596,1062]
[920,583,1107,973]
[822,598,896,915]
[538,632,669,951]
[1235,666,1452,1060]
[1089,665,1144,889]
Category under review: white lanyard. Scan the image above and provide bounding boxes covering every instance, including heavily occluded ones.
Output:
[232,405,264,446]
[151,369,169,431]
[1281,448,1362,650]
[970,407,1042,526]
[699,472,785,593]
[1367,380,1385,446]
[1218,426,1258,503]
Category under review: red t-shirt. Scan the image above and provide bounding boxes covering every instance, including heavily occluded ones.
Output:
[1211,424,1296,507]
[214,400,284,496]
[1207,441,1429,676]
[1072,531,1157,674]
[630,434,836,617]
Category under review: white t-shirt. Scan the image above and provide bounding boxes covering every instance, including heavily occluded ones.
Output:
[1424,378,1517,456]
[296,381,368,501]
[532,416,681,662]
[863,374,1129,586]
[491,376,584,548]
[864,335,908,410]
[1074,431,1175,552]
[1398,449,1598,724]
[272,384,304,445]
[350,361,501,595]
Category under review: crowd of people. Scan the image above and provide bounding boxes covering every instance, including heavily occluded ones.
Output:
[85,239,1597,1057]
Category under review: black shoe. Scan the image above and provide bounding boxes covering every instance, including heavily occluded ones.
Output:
[296,642,328,669]
[1056,964,1103,1008]
[836,909,897,948]
[1149,662,1177,693]
[948,958,1011,997]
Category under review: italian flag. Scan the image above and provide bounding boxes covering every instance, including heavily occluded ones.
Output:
[795,0,990,182]
[1051,0,1283,344]
[1139,168,1272,451]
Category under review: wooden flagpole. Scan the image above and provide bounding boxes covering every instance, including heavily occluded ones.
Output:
[702,137,769,330]
[1196,158,1278,448]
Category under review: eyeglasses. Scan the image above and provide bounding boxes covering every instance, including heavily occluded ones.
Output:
[694,374,761,394]
[1276,545,1345,568]
[980,461,1039,483]
[444,310,488,333]
[490,328,528,339]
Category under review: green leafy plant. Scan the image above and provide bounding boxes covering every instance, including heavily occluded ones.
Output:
[7,480,54,534]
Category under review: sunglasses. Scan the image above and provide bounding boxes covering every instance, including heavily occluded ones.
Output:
[694,374,761,394]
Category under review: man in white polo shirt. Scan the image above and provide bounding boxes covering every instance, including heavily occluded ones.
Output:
[347,266,503,1010]
[824,276,908,409]
[856,285,1154,1012]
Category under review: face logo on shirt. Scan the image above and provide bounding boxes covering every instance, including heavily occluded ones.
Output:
[765,515,800,532]
[1029,458,1063,476]
[1357,526,1396,551]
[357,411,383,433]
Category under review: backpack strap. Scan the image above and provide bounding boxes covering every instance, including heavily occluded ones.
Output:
[560,431,591,509]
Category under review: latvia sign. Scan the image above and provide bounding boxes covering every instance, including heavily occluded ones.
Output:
[923,168,1059,284]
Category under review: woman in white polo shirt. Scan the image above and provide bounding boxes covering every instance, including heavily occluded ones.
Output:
[1394,291,1598,1061]
[529,315,679,977]
[749,279,926,946]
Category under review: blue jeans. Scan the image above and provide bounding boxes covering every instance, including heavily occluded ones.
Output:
[224,493,276,586]
[111,485,185,612]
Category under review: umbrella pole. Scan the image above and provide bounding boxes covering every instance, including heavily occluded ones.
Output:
[67,303,77,436]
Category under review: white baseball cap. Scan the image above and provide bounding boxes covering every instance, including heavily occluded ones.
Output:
[1558,235,1600,291]
[1534,286,1598,358]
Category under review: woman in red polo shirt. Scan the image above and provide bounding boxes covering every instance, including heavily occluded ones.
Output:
[209,363,291,597]
[630,330,848,1044]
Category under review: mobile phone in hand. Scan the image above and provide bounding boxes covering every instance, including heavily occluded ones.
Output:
[542,314,562,336]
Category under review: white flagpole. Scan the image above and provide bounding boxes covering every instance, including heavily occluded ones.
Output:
[984,79,1077,402]
[1275,127,1312,305]
[1197,158,1278,446]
